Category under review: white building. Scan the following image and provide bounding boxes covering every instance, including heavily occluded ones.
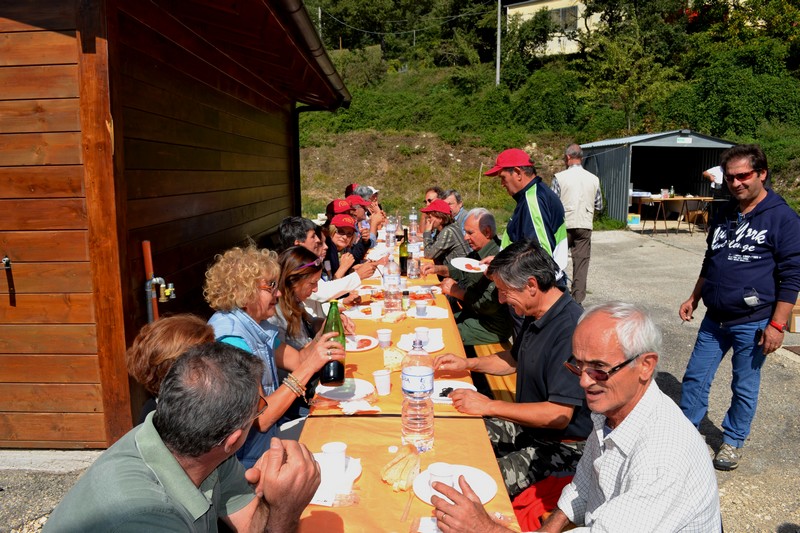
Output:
[506,0,601,55]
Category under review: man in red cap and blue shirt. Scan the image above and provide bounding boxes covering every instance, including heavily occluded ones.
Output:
[484,149,570,336]
[484,149,568,277]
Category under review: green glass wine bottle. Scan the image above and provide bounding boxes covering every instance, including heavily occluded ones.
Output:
[320,300,345,386]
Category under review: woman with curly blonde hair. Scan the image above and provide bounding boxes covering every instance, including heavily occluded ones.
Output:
[205,244,345,468]
[125,314,215,423]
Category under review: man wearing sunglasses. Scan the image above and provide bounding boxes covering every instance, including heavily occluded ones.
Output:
[679,144,800,471]
[46,343,320,532]
[430,303,720,533]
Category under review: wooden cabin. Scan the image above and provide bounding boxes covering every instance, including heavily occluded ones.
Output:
[0,0,350,448]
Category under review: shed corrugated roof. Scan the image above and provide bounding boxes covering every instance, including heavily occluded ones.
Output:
[582,130,734,150]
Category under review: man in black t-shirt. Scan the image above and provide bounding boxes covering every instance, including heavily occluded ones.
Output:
[435,241,591,497]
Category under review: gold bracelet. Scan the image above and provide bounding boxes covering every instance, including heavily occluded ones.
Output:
[285,373,306,394]
[282,377,303,397]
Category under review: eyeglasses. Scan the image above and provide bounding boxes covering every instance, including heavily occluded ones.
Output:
[425,198,435,203]
[336,228,355,237]
[563,353,644,382]
[257,280,277,293]
[723,169,758,182]
[252,395,269,421]
[293,257,324,272]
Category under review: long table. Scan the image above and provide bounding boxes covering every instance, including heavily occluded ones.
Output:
[298,270,521,532]
[308,292,474,417]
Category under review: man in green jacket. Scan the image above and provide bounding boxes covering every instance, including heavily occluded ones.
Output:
[438,208,512,346]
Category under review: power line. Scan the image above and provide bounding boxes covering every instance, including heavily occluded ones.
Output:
[321,6,495,37]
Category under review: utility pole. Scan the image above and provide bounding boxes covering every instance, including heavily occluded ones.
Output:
[495,0,501,86]
[318,7,322,39]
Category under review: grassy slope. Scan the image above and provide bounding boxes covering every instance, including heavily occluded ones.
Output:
[299,130,579,233]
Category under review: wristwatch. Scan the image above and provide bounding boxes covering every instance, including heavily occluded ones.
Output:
[769,320,787,332]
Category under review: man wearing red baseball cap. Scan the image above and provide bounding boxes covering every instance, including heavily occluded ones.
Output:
[484,149,568,277]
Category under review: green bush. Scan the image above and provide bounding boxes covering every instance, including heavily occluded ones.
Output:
[512,66,581,132]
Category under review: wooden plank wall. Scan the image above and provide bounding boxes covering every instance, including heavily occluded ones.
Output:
[0,2,107,448]
[115,2,295,337]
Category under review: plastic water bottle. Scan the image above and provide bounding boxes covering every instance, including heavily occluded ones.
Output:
[409,207,419,242]
[384,256,402,312]
[401,339,434,452]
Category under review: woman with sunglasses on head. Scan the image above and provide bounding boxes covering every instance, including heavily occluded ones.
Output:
[204,244,345,468]
[270,246,356,350]
[269,247,357,417]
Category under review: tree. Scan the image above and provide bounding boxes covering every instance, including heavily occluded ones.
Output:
[501,11,554,89]
[581,22,678,132]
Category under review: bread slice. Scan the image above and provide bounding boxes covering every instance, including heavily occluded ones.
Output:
[381,311,406,323]
[381,444,420,491]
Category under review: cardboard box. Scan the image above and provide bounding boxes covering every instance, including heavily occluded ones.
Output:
[790,307,800,333]
[627,214,641,226]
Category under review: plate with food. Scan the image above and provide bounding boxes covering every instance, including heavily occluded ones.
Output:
[316,378,375,401]
[450,257,487,273]
[413,464,497,505]
[409,285,442,295]
[432,380,477,404]
[343,306,377,320]
[345,335,378,352]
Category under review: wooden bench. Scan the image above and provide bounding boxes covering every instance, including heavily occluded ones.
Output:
[472,341,516,403]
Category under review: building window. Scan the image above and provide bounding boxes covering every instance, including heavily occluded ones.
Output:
[550,6,578,31]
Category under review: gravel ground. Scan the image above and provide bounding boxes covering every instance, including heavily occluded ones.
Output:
[2,228,799,532]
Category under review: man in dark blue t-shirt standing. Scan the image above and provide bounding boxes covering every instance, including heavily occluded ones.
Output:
[434,241,591,498]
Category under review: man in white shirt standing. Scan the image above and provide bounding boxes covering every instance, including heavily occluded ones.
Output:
[551,144,602,305]
[429,302,720,533]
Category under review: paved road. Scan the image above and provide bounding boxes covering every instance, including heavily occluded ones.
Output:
[1,229,799,531]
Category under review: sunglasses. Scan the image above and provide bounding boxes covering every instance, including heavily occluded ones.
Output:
[723,169,758,182]
[257,280,277,293]
[563,353,644,382]
[293,257,324,272]
[336,228,355,237]
[252,395,269,421]
[425,198,435,203]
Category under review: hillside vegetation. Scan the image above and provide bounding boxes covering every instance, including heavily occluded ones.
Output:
[299,0,800,218]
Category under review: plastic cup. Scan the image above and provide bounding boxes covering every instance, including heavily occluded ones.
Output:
[320,441,347,479]
[372,369,391,396]
[428,462,454,497]
[415,300,428,317]
[370,301,383,318]
[415,326,429,344]
[377,328,392,348]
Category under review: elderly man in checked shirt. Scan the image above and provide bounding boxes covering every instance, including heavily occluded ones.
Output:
[429,302,721,533]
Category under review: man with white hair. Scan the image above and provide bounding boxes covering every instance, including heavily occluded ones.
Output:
[436,208,512,346]
[430,302,720,533]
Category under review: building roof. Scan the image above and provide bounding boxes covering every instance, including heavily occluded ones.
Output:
[581,130,734,150]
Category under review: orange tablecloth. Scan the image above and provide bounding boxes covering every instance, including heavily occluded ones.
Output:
[310,292,474,417]
[298,416,520,532]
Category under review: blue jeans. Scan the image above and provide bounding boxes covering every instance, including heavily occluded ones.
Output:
[679,316,768,448]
